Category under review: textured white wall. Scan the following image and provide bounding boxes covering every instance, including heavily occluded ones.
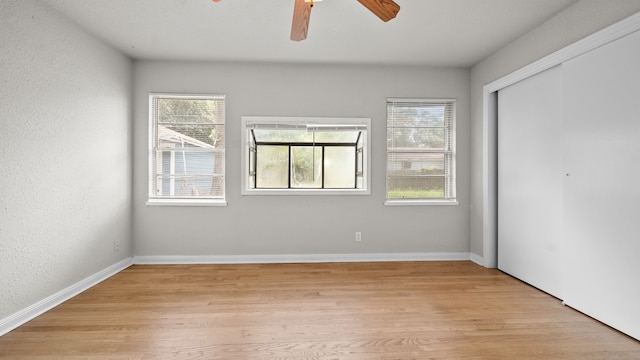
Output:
[133,62,470,257]
[0,0,132,319]
[469,0,640,260]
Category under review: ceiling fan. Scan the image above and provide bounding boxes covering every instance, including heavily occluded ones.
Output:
[291,0,400,41]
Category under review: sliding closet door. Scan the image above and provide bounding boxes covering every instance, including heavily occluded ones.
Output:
[563,30,640,340]
[497,65,564,298]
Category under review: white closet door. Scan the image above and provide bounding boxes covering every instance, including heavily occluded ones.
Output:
[563,29,640,341]
[498,65,564,298]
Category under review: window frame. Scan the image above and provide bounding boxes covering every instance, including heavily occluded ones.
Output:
[241,116,371,196]
[385,98,458,206]
[147,93,227,207]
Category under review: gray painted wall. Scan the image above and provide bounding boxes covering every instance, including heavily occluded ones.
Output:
[0,0,133,319]
[133,62,470,257]
[469,0,640,260]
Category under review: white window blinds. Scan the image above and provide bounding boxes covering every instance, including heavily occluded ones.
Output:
[386,98,456,201]
[149,94,225,201]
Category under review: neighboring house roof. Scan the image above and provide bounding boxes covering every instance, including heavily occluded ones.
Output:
[158,125,215,149]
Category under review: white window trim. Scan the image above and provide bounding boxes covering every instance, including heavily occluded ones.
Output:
[146,199,227,207]
[384,199,459,206]
[241,116,371,196]
[147,93,226,207]
[385,98,457,206]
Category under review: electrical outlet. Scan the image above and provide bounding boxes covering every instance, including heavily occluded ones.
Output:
[355,232,362,242]
[114,239,120,252]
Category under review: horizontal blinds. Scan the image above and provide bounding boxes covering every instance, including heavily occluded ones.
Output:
[387,99,454,150]
[386,98,456,200]
[150,94,225,199]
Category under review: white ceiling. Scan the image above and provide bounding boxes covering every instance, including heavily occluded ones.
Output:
[42,0,578,67]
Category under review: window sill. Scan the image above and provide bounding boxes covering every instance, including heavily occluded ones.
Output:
[242,189,370,196]
[146,199,227,207]
[384,199,458,206]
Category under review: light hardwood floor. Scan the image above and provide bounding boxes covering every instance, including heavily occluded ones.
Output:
[1,261,639,359]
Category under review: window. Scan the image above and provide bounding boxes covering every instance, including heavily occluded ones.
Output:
[148,94,225,205]
[386,98,456,204]
[241,117,370,195]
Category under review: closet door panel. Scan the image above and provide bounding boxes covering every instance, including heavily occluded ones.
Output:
[498,65,564,298]
[563,29,640,340]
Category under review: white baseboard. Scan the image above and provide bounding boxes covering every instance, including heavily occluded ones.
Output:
[133,252,471,265]
[0,257,133,337]
[469,253,484,266]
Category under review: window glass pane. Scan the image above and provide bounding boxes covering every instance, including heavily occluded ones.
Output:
[242,116,370,194]
[313,131,360,143]
[387,100,455,201]
[210,151,225,197]
[158,125,222,149]
[256,145,288,188]
[151,95,225,201]
[387,176,445,199]
[156,174,219,197]
[249,147,256,178]
[325,147,356,188]
[290,146,322,188]
[155,150,217,197]
[387,104,445,127]
[253,129,313,143]
[158,98,223,124]
[387,152,446,199]
[387,128,445,150]
[157,98,223,147]
[387,153,445,174]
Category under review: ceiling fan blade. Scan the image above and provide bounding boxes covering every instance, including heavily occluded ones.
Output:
[291,0,313,41]
[357,0,400,22]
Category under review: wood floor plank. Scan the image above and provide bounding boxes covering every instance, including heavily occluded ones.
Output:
[1,261,638,359]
